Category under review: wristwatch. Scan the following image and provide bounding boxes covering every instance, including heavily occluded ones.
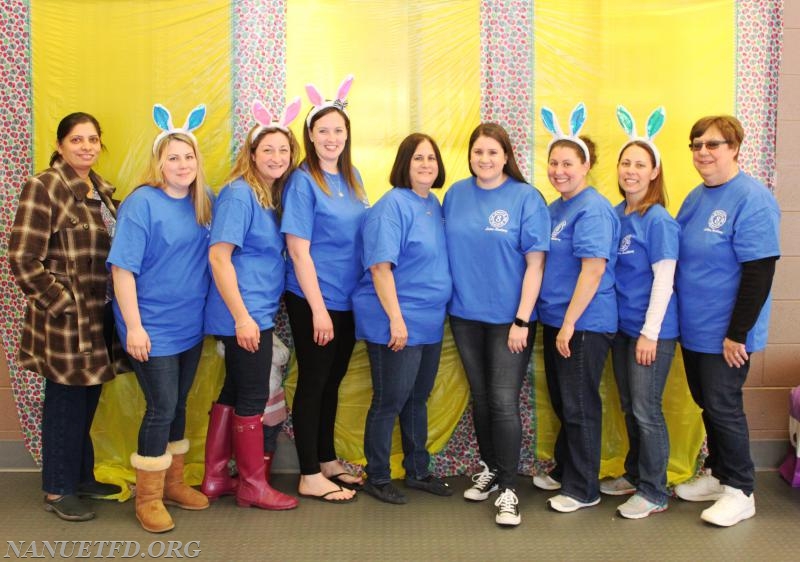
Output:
[513,317,530,328]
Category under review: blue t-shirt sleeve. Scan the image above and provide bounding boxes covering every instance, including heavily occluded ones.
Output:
[732,201,780,263]
[646,213,680,263]
[362,201,402,268]
[281,173,315,240]
[520,191,550,254]
[573,209,613,260]
[107,196,149,274]
[210,196,252,249]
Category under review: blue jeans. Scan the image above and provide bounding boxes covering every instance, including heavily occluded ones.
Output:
[450,316,534,490]
[41,380,102,495]
[543,325,613,503]
[130,341,203,457]
[364,341,442,484]
[611,333,676,504]
[682,348,755,493]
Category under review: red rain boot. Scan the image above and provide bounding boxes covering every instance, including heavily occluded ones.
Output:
[232,414,298,510]
[264,453,273,483]
[201,403,238,500]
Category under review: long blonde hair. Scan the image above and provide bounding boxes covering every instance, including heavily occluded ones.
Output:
[226,125,299,214]
[138,132,212,225]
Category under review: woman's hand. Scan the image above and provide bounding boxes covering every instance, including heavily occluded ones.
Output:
[508,324,529,354]
[313,309,334,346]
[126,325,151,362]
[235,316,261,353]
[388,316,408,352]
[556,323,574,358]
[635,335,657,366]
[723,337,748,368]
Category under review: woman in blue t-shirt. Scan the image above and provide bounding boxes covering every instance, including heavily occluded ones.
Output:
[444,123,549,527]
[537,133,620,514]
[109,124,214,532]
[201,106,301,512]
[281,78,368,502]
[673,115,780,527]
[352,133,452,505]
[600,137,680,519]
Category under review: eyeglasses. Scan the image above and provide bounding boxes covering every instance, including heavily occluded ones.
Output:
[689,140,730,151]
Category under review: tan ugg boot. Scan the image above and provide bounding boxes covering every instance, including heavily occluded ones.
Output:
[131,452,174,533]
[163,439,209,510]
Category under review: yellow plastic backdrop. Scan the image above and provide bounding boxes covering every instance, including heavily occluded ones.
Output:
[24,0,729,495]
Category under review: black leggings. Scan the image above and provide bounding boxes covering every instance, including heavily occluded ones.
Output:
[217,329,273,417]
[284,291,356,475]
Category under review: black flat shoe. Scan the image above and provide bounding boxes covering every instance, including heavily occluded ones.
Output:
[44,495,95,522]
[405,475,454,496]
[363,481,408,505]
[77,480,122,498]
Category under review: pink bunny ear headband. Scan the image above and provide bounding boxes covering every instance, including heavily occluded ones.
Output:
[250,96,302,143]
[304,74,354,129]
[152,104,206,154]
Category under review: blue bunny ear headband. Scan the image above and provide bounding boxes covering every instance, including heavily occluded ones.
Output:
[304,74,354,129]
[616,105,665,168]
[152,103,207,154]
[540,102,590,163]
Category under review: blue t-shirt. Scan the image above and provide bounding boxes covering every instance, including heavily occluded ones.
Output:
[676,172,780,353]
[614,202,680,339]
[204,178,286,336]
[107,186,211,356]
[443,176,550,324]
[352,188,452,345]
[537,186,620,333]
[281,166,369,311]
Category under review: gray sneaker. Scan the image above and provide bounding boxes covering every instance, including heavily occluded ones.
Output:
[617,493,667,519]
[600,476,636,496]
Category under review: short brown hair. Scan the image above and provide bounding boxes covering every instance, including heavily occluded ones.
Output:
[389,133,446,189]
[689,115,744,160]
[548,135,597,168]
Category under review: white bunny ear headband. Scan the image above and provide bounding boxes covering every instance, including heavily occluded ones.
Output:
[152,104,207,154]
[616,105,666,168]
[540,102,590,162]
[250,96,302,143]
[304,74,354,129]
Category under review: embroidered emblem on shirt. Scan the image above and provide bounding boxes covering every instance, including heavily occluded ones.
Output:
[551,220,567,241]
[486,209,510,232]
[704,209,727,234]
[619,234,634,254]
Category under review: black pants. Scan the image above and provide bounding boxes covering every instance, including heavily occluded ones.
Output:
[285,291,356,475]
[217,329,273,417]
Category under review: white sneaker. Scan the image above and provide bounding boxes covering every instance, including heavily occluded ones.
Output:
[600,476,636,496]
[532,474,561,491]
[674,472,725,502]
[494,488,520,526]
[617,493,668,519]
[700,486,755,527]
[463,461,499,502]
[547,494,600,513]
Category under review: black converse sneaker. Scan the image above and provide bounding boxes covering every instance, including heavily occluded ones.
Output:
[494,488,521,526]
[463,461,499,501]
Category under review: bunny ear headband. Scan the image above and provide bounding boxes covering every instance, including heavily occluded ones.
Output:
[304,74,354,129]
[250,96,302,143]
[152,104,207,154]
[540,102,590,162]
[616,105,666,168]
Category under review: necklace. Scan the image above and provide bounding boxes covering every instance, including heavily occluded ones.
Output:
[333,173,344,197]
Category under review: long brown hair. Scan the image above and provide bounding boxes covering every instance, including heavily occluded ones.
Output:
[302,106,366,200]
[468,123,527,184]
[226,125,300,215]
[137,132,212,226]
[617,140,667,216]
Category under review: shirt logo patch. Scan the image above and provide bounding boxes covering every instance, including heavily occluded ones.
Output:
[704,209,727,234]
[551,220,566,241]
[619,234,634,255]
[485,209,509,232]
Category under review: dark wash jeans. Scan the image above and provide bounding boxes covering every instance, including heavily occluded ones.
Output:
[363,341,442,485]
[41,379,103,495]
[611,333,676,505]
[450,316,535,490]
[217,329,273,417]
[130,341,203,457]
[543,325,613,503]
[682,348,755,494]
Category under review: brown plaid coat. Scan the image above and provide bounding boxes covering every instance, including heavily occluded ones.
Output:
[9,159,125,385]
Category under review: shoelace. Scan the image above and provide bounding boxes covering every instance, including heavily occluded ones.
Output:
[471,461,495,490]
[494,489,518,512]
